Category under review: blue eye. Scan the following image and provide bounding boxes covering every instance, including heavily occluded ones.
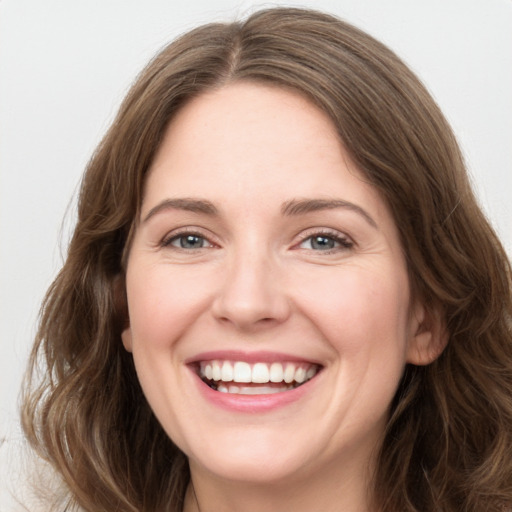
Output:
[299,233,353,251]
[166,234,209,249]
[310,235,337,250]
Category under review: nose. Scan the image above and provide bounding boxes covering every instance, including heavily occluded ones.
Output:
[211,249,291,331]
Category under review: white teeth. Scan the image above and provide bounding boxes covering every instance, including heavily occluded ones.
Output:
[283,364,295,383]
[221,361,234,382]
[295,367,306,383]
[252,363,270,383]
[198,360,319,387]
[212,361,222,381]
[233,362,252,383]
[217,384,291,395]
[306,366,316,380]
[269,362,284,382]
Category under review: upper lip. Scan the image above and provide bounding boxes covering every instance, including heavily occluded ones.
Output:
[185,350,323,366]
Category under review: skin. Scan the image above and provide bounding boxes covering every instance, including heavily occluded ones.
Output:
[121,82,441,512]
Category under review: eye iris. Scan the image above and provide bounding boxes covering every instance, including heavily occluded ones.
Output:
[180,235,204,249]
[311,235,335,250]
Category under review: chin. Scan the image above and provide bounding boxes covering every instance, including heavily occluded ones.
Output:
[189,448,309,485]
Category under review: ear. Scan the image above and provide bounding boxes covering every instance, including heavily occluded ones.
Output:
[113,274,133,353]
[406,300,448,366]
[121,325,133,353]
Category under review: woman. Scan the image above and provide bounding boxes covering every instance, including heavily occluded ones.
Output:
[22,7,512,512]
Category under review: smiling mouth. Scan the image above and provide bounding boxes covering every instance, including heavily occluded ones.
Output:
[196,360,320,395]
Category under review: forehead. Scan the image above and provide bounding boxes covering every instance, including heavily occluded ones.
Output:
[152,82,341,172]
[143,82,390,226]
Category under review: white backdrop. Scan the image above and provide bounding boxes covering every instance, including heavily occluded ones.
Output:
[1,0,511,508]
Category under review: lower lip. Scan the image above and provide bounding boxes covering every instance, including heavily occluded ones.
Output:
[191,371,320,413]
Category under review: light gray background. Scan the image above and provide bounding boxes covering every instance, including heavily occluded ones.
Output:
[1,0,511,508]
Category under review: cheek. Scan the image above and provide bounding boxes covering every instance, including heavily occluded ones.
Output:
[294,265,411,357]
[124,264,214,443]
[126,263,215,352]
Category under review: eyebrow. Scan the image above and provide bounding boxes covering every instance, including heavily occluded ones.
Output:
[142,196,377,229]
[143,198,218,222]
[281,198,378,228]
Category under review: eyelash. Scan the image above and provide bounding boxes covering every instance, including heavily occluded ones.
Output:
[161,228,354,254]
[295,229,354,253]
[161,229,214,250]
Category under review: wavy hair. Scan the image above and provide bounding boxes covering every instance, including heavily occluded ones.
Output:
[22,7,512,511]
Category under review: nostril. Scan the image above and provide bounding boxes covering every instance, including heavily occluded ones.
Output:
[212,291,291,329]
[210,263,291,328]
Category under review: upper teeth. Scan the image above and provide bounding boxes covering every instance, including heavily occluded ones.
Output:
[199,360,318,384]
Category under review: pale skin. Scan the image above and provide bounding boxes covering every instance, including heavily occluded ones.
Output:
[121,82,444,512]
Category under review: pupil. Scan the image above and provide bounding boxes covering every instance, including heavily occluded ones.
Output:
[181,235,203,248]
[312,236,334,250]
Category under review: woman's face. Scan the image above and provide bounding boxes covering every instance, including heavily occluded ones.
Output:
[122,82,428,486]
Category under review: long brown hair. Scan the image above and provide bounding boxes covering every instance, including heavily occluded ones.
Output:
[22,7,512,511]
